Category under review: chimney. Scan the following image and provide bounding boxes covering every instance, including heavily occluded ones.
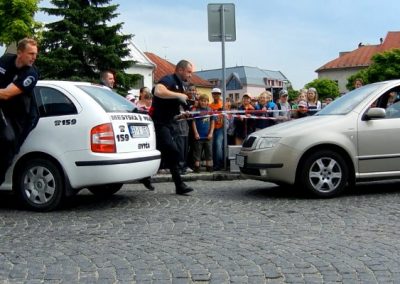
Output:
[380,37,383,44]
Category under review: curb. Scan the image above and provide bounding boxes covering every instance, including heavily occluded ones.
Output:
[150,171,242,183]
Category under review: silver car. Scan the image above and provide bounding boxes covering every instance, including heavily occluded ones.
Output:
[236,79,400,197]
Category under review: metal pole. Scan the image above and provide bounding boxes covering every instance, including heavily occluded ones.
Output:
[221,4,227,170]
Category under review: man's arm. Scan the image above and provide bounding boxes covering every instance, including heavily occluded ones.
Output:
[154,83,188,102]
[0,83,23,100]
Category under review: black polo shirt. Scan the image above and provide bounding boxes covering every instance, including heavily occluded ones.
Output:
[0,54,38,118]
[150,74,187,123]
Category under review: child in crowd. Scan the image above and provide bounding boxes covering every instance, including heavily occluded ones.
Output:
[234,93,255,145]
[295,100,309,119]
[225,101,237,145]
[192,94,215,173]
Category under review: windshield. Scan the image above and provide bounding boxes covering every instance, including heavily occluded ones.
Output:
[78,85,136,112]
[317,83,384,115]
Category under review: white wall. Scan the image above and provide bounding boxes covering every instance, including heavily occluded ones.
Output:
[125,65,154,89]
[318,67,365,94]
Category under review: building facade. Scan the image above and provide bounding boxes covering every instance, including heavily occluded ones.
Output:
[196,66,290,103]
[316,31,400,94]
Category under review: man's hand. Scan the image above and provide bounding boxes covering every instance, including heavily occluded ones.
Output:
[0,83,22,100]
[177,93,188,104]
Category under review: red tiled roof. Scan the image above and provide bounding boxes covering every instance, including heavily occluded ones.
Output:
[145,52,212,87]
[316,31,400,71]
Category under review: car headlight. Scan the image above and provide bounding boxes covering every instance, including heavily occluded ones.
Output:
[256,137,281,149]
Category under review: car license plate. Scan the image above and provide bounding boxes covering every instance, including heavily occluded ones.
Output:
[128,124,150,138]
[236,154,245,167]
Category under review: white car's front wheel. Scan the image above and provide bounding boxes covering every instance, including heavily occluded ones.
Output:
[299,150,348,197]
[16,158,64,211]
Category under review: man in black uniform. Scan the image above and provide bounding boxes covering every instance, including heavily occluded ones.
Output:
[0,38,39,185]
[149,60,194,195]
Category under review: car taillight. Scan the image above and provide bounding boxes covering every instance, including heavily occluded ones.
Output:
[91,123,116,153]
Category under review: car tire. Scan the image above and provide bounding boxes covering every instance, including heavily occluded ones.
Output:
[298,150,348,197]
[87,183,123,197]
[15,158,64,211]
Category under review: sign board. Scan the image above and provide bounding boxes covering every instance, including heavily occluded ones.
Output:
[207,3,236,42]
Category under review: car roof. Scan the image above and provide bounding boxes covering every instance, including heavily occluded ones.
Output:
[37,80,108,89]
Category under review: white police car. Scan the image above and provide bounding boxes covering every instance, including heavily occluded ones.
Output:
[0,81,161,211]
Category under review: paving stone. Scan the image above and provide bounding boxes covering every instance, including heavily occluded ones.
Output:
[0,179,400,283]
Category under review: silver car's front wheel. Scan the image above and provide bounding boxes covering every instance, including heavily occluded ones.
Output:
[299,150,348,197]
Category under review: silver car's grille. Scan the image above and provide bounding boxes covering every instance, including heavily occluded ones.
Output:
[243,136,256,148]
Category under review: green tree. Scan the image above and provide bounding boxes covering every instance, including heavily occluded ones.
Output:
[0,0,40,45]
[305,78,340,100]
[287,86,299,101]
[36,0,139,94]
[347,49,400,90]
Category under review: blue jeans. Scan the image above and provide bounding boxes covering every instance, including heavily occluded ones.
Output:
[212,127,224,170]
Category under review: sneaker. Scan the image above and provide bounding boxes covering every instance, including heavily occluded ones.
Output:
[185,167,194,173]
[206,166,213,173]
[193,167,201,173]
[157,169,170,174]
[176,182,194,195]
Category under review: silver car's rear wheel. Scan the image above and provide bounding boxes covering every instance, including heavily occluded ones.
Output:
[299,150,348,197]
[16,158,64,211]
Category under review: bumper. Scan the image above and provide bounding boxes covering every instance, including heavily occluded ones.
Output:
[236,145,299,184]
[69,150,161,188]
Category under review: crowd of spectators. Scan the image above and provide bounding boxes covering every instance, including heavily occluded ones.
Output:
[126,84,334,173]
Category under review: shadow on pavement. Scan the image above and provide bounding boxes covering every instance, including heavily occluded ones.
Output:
[0,190,135,212]
[245,179,400,200]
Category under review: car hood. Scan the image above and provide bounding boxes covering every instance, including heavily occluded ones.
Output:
[254,114,356,138]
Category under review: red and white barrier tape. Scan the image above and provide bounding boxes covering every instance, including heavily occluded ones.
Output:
[175,108,314,121]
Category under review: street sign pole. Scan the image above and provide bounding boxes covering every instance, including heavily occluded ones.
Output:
[208,3,236,170]
[221,4,227,169]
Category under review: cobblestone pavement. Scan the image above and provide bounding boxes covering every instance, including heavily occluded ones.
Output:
[1,179,400,283]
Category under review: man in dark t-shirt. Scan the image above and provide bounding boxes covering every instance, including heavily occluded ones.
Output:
[149,59,194,195]
[0,38,39,185]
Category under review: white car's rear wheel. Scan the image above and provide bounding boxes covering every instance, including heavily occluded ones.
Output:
[16,158,64,211]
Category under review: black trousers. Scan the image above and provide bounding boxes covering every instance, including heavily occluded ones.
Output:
[0,121,17,186]
[154,122,183,188]
[176,135,189,170]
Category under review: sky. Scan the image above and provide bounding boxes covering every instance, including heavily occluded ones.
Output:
[2,0,399,89]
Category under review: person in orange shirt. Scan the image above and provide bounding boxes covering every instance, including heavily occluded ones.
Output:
[209,88,224,171]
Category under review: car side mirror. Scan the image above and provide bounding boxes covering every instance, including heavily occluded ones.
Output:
[364,107,386,120]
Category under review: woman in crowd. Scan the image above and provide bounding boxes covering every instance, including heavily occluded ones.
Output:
[306,87,321,115]
[254,91,275,130]
[136,87,152,112]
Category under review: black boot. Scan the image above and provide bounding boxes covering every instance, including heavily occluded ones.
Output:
[170,167,193,195]
[140,177,154,191]
[175,182,193,195]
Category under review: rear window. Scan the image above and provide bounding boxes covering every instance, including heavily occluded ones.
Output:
[78,85,136,113]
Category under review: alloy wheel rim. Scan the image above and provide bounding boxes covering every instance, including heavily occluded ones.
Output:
[309,157,342,193]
